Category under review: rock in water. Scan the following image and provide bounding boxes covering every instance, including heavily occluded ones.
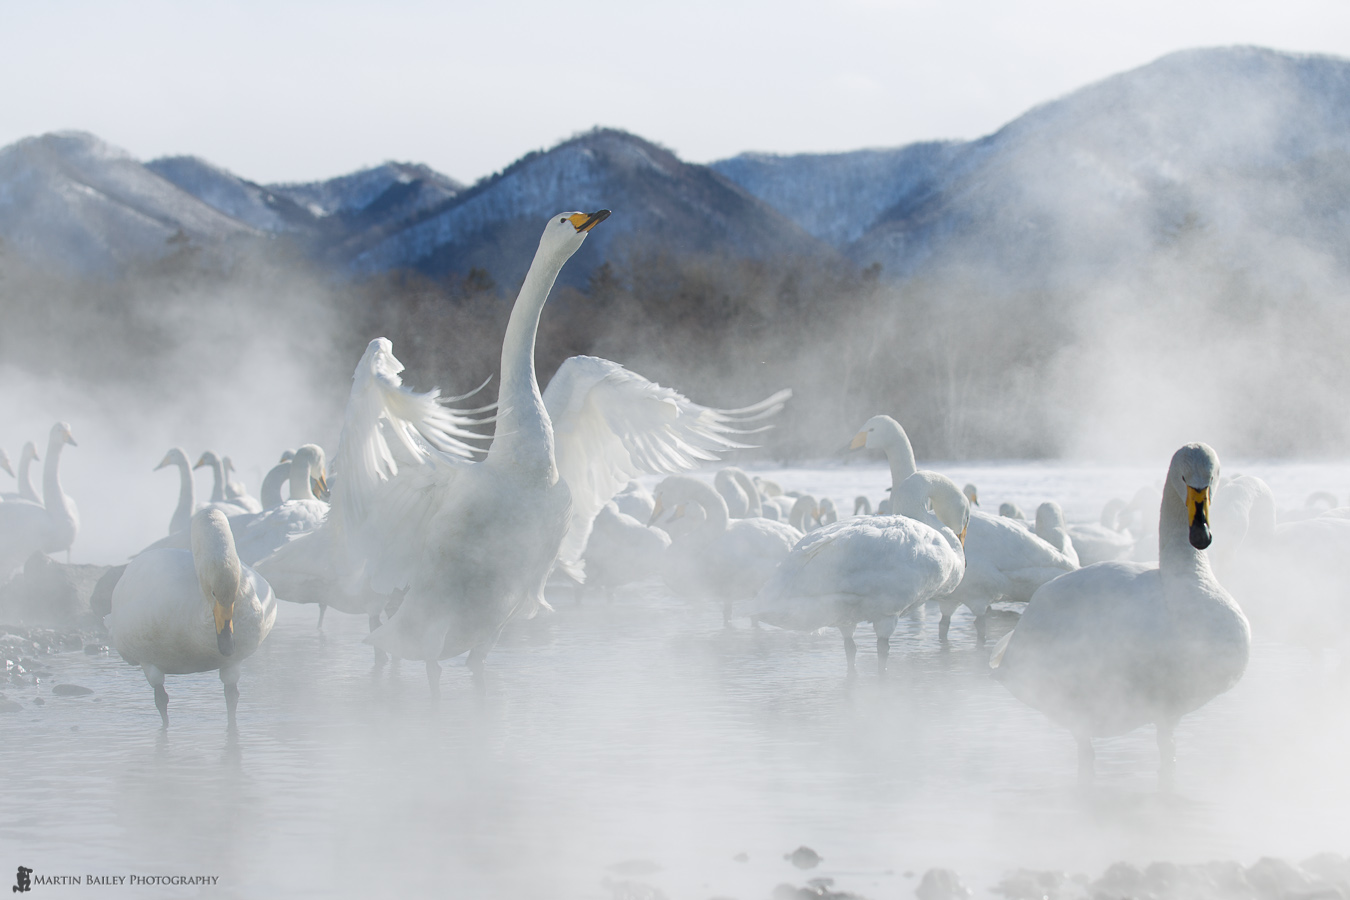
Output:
[0,698,21,713]
[0,553,116,628]
[785,846,823,869]
[52,683,93,696]
[916,868,972,900]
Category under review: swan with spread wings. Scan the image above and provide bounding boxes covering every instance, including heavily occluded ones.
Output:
[327,212,789,697]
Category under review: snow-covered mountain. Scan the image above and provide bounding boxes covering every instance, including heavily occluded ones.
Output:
[335,129,830,285]
[146,155,314,233]
[0,132,260,275]
[268,162,464,221]
[712,46,1350,285]
[710,141,967,248]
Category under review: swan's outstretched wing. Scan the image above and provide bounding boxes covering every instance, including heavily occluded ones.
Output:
[330,337,490,558]
[543,355,791,574]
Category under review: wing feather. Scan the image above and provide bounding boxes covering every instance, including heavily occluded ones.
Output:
[543,355,791,573]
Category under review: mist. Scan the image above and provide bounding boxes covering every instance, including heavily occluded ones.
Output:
[6,44,1350,900]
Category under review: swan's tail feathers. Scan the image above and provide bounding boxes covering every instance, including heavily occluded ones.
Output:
[544,356,793,572]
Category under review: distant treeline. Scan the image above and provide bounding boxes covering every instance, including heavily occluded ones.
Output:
[5,225,1350,462]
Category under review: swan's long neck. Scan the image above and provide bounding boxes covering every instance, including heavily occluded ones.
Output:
[732,470,762,517]
[17,448,39,504]
[171,460,194,535]
[894,472,935,520]
[1158,487,1215,584]
[259,462,290,508]
[42,433,75,527]
[207,457,226,502]
[883,433,917,495]
[486,245,567,477]
[288,457,316,501]
[686,480,731,536]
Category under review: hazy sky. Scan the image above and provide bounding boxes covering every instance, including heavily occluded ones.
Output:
[3,0,1348,185]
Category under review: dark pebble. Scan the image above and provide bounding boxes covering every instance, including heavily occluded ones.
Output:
[52,684,93,697]
[785,846,823,869]
[32,697,44,705]
[916,868,972,900]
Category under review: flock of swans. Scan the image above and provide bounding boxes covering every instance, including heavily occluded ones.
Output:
[4,208,1344,783]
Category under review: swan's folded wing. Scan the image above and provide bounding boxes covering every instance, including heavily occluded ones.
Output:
[543,355,792,572]
[331,337,490,558]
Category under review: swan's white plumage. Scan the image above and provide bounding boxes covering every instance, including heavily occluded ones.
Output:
[107,508,276,725]
[1033,501,1080,568]
[542,354,791,578]
[992,443,1250,778]
[753,471,967,636]
[0,423,79,580]
[0,442,40,504]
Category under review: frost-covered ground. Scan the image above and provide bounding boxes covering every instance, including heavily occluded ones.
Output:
[4,461,1350,900]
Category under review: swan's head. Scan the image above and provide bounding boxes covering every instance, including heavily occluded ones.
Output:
[1169,442,1220,550]
[648,475,708,527]
[999,502,1026,522]
[223,456,236,476]
[538,210,610,260]
[155,447,190,472]
[193,450,221,471]
[963,484,979,507]
[22,441,39,464]
[849,414,904,451]
[1035,501,1065,532]
[52,422,77,448]
[280,449,296,463]
[898,471,970,546]
[293,444,328,500]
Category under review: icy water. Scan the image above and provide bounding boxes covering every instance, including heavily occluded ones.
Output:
[4,462,1350,899]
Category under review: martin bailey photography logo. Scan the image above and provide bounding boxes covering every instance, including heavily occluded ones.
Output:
[13,866,219,891]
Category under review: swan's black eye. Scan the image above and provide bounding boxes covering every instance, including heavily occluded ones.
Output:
[559,218,566,223]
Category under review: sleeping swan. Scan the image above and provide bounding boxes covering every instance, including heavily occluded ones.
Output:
[107,508,277,728]
[991,443,1249,784]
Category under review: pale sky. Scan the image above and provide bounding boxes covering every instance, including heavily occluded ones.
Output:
[2,0,1348,185]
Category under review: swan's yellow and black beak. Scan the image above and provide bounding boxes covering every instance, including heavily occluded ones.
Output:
[154,454,173,471]
[0,457,12,478]
[193,454,208,470]
[958,525,967,547]
[568,210,610,233]
[214,600,235,657]
[647,497,664,527]
[849,432,868,450]
[314,472,330,501]
[1187,485,1212,550]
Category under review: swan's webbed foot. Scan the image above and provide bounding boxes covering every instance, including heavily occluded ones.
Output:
[1076,735,1095,785]
[938,613,952,644]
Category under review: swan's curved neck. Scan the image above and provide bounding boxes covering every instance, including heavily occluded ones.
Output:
[894,473,934,520]
[206,457,226,502]
[685,481,730,537]
[731,470,762,517]
[259,462,290,508]
[17,449,39,504]
[288,457,316,501]
[171,460,195,534]
[486,244,567,476]
[883,432,917,494]
[42,434,74,524]
[1158,488,1216,583]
